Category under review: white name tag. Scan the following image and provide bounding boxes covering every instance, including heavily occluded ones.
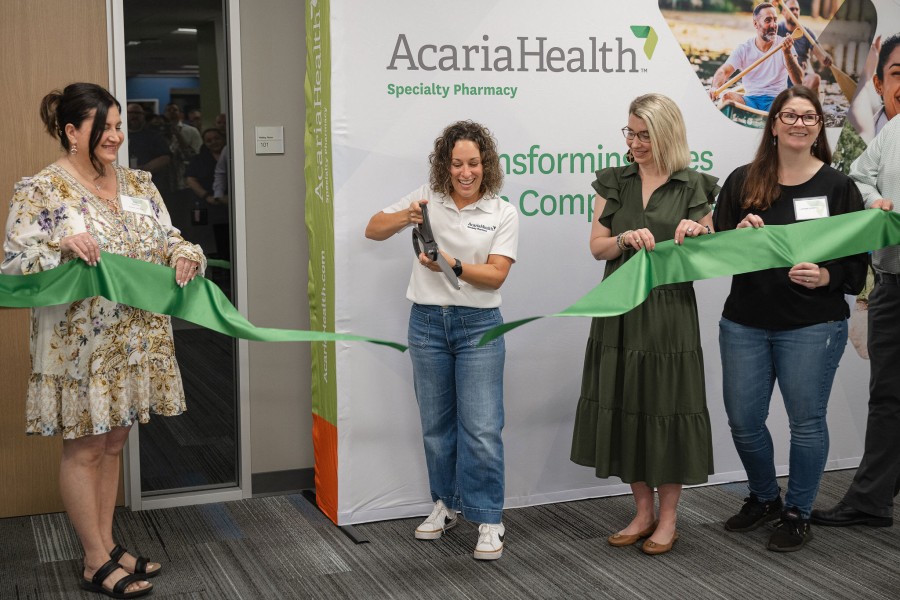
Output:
[793,196,829,220]
[120,195,155,217]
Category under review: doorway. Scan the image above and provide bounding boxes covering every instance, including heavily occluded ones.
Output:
[120,0,241,499]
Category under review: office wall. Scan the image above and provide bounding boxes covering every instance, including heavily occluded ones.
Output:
[240,0,313,475]
[0,0,115,517]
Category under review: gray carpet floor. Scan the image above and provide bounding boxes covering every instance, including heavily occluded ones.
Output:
[1,469,897,599]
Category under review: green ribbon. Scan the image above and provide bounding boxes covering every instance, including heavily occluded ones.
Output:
[0,252,406,352]
[206,258,231,270]
[481,209,900,345]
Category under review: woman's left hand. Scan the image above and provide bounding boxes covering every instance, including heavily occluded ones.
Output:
[175,257,201,287]
[788,262,828,289]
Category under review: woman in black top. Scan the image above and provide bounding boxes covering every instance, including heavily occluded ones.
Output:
[713,86,866,552]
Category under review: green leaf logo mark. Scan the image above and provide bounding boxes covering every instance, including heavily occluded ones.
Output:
[630,25,657,59]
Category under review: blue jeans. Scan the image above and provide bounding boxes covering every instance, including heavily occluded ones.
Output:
[719,318,848,518]
[408,304,506,524]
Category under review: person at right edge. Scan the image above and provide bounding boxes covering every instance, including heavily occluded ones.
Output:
[713,86,867,552]
[812,109,900,529]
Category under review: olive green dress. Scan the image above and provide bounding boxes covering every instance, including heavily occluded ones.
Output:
[570,163,719,486]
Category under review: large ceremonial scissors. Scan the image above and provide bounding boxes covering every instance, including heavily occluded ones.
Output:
[412,204,460,290]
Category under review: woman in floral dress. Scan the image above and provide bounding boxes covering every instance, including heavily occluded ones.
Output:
[2,83,205,599]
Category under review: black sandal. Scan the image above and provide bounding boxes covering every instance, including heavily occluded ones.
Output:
[110,544,161,578]
[80,559,153,599]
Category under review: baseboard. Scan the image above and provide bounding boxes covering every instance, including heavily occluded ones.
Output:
[251,468,315,497]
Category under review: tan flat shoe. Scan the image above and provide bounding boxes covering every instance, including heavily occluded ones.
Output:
[607,520,658,547]
[641,530,679,555]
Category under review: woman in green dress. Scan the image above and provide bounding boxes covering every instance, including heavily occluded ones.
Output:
[571,93,718,555]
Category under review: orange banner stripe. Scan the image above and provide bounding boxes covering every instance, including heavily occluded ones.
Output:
[312,413,338,523]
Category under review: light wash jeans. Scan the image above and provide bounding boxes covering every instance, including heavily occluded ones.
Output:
[719,318,848,519]
[408,304,505,524]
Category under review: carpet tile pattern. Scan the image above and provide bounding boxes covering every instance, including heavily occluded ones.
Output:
[0,470,896,599]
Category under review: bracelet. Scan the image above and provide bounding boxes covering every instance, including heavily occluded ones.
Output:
[616,230,632,250]
[704,225,712,235]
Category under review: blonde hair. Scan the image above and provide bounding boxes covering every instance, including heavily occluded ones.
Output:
[628,93,691,176]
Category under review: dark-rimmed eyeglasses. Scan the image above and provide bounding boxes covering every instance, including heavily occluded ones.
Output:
[775,112,822,126]
[621,127,651,142]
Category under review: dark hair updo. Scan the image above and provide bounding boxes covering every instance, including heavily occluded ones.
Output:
[39,83,121,174]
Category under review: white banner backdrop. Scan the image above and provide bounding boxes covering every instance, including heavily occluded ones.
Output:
[326,0,899,525]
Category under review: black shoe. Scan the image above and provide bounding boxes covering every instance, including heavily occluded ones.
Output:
[725,494,783,532]
[810,502,893,527]
[767,508,812,552]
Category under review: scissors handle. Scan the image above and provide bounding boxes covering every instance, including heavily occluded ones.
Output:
[411,204,460,289]
[412,204,439,260]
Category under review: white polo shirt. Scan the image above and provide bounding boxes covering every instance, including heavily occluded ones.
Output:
[383,184,519,308]
[725,35,798,97]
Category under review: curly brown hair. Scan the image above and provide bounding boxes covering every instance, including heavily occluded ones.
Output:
[429,120,503,197]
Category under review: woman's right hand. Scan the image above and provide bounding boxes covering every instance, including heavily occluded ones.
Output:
[60,232,100,266]
[407,199,428,225]
[736,213,765,229]
[625,228,655,252]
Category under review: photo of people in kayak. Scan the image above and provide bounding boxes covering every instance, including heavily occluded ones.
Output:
[659,0,876,128]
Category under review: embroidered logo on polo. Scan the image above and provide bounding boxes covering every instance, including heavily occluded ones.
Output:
[467,222,496,233]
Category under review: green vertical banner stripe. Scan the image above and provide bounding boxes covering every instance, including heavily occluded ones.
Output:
[305,0,338,427]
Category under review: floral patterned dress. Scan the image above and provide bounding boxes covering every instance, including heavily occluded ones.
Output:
[2,163,206,438]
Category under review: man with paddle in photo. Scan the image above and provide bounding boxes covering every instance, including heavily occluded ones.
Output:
[709,2,803,111]
[776,0,836,96]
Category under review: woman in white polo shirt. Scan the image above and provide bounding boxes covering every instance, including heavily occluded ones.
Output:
[365,120,519,560]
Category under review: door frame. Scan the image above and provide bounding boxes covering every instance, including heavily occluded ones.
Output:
[109,0,252,510]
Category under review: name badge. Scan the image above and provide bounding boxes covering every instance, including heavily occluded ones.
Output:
[793,196,829,220]
[120,195,155,217]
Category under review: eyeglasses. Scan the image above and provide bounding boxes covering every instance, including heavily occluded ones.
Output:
[621,127,651,142]
[775,112,822,126]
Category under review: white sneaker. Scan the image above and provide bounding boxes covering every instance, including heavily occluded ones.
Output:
[415,500,458,540]
[474,523,505,560]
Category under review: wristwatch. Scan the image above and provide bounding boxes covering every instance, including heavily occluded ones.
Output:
[452,258,463,277]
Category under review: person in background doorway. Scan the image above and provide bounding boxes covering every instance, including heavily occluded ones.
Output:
[187,129,230,259]
[164,103,202,155]
[186,108,202,130]
[125,103,171,188]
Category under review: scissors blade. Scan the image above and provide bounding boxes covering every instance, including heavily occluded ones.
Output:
[435,254,460,289]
